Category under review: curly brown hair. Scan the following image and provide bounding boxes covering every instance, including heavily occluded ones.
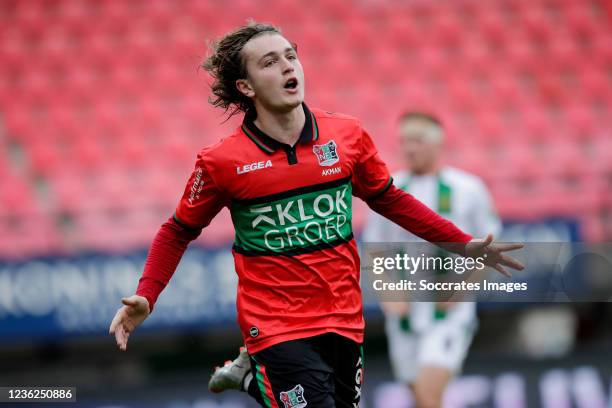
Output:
[203,22,284,117]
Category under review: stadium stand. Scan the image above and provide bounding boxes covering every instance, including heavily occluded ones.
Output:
[0,0,610,258]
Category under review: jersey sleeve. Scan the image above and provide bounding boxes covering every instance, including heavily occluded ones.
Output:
[469,179,502,237]
[351,126,392,200]
[174,153,228,228]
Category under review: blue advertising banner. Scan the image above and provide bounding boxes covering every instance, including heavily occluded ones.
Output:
[0,247,238,342]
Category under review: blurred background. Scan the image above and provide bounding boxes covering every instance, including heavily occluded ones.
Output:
[0,0,611,406]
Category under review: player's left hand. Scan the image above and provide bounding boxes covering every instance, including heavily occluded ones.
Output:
[465,234,524,277]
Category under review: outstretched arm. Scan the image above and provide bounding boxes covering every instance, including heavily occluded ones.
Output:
[366,186,523,275]
[109,217,202,350]
[135,216,202,310]
[353,125,523,275]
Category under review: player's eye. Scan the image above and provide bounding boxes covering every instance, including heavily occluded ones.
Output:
[287,53,296,60]
[264,59,276,67]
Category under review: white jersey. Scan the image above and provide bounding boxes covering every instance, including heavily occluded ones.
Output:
[364,166,501,382]
[362,166,501,330]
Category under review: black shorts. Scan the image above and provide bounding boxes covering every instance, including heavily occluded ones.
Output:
[247,333,364,408]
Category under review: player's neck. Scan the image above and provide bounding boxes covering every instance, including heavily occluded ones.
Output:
[410,163,440,176]
[253,104,305,147]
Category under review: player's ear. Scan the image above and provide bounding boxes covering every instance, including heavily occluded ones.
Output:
[236,79,255,98]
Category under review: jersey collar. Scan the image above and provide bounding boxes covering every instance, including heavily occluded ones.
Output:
[241,103,320,154]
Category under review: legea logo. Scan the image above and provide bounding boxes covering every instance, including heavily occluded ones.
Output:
[237,160,273,174]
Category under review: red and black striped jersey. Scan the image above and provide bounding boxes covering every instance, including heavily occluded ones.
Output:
[175,104,391,352]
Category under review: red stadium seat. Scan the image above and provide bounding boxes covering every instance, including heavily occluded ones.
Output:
[0,213,62,259]
[1,0,611,257]
[51,172,84,213]
[491,182,547,220]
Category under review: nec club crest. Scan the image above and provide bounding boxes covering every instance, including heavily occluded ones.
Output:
[312,140,339,166]
[280,384,307,408]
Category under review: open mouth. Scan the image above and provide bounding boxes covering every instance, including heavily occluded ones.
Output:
[284,78,298,90]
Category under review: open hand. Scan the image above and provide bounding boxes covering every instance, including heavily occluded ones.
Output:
[109,295,150,351]
[465,234,524,277]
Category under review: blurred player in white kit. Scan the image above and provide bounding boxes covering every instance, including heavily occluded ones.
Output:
[362,112,502,408]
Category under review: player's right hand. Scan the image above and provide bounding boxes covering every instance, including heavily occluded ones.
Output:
[109,295,150,351]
